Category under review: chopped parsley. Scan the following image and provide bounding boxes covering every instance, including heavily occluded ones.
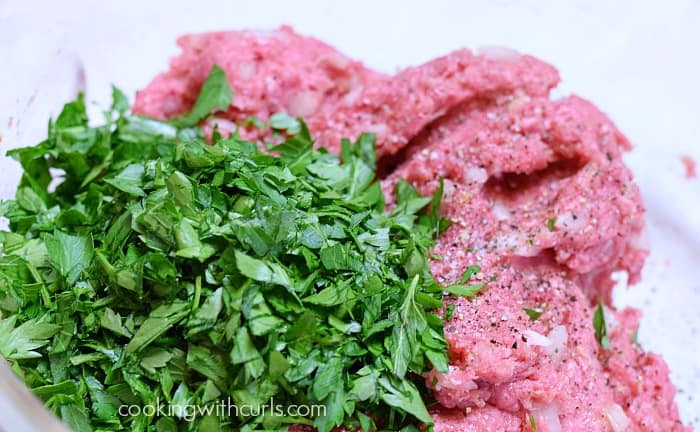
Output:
[593,300,610,350]
[523,308,543,321]
[443,265,484,298]
[444,304,456,321]
[529,414,537,430]
[0,66,481,431]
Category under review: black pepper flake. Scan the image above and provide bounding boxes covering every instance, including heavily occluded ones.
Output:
[512,342,518,349]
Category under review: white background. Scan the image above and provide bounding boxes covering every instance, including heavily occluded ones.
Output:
[1,0,698,427]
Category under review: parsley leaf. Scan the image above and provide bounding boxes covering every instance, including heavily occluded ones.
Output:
[529,413,537,430]
[171,64,233,127]
[523,308,543,321]
[593,300,610,350]
[0,316,61,360]
[44,230,94,286]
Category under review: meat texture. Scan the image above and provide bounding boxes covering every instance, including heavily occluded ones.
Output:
[133,25,384,137]
[134,27,690,432]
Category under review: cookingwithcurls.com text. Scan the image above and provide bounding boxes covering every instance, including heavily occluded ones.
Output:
[118,397,326,422]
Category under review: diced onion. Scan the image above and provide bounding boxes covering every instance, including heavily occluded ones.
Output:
[287,90,322,117]
[524,329,551,347]
[604,404,631,432]
[525,326,568,358]
[429,366,477,392]
[492,201,511,221]
[465,167,488,184]
[531,402,562,432]
[545,325,568,358]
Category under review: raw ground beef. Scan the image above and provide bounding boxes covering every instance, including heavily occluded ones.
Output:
[681,155,696,179]
[133,26,384,137]
[134,27,691,432]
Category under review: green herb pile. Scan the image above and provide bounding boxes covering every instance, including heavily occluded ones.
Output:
[0,67,482,432]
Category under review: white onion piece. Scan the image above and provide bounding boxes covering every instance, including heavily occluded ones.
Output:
[525,326,568,358]
[524,329,551,347]
[465,167,488,184]
[604,404,631,432]
[531,402,562,432]
[545,325,568,358]
[287,90,322,117]
[430,366,478,392]
[492,201,511,221]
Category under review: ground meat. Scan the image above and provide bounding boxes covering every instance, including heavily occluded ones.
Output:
[134,27,691,432]
[309,50,559,156]
[382,93,648,300]
[133,26,383,133]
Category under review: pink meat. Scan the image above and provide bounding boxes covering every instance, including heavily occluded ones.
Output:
[309,50,559,156]
[382,88,684,430]
[430,405,524,431]
[426,260,688,432]
[133,26,383,127]
[133,28,690,432]
[606,309,689,432]
[382,93,648,300]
